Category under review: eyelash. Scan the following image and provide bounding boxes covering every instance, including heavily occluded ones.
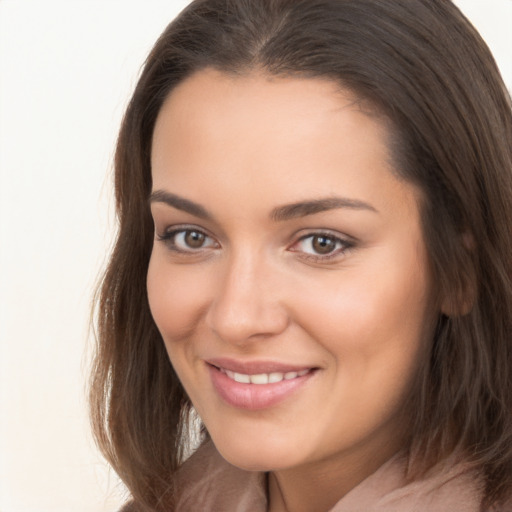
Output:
[156,226,354,262]
[289,231,354,263]
[156,226,218,254]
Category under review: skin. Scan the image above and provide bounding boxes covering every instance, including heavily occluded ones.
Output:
[147,69,438,512]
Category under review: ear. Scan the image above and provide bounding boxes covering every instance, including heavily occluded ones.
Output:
[440,233,476,317]
[440,288,475,317]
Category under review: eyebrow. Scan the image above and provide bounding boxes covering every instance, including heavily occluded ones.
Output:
[270,197,378,221]
[149,190,377,221]
[149,190,212,219]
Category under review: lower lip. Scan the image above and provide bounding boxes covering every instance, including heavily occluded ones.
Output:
[208,365,315,410]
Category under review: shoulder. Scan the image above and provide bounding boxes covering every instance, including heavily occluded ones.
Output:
[383,457,485,512]
[332,453,485,512]
[489,495,512,512]
[116,441,266,512]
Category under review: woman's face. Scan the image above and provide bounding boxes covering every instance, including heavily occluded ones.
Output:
[148,69,436,473]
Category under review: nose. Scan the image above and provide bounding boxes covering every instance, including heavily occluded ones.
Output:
[205,251,289,345]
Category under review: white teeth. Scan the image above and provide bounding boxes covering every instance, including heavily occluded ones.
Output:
[221,368,310,384]
[250,373,269,384]
[233,372,251,383]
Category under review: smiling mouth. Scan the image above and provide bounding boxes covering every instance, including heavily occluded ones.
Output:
[207,363,317,409]
[216,367,311,385]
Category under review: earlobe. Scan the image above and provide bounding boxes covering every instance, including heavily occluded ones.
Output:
[440,288,475,317]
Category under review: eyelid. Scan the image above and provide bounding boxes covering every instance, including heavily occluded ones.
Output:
[156,224,220,253]
[288,230,355,262]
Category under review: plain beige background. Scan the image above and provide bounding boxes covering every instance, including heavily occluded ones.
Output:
[0,1,510,511]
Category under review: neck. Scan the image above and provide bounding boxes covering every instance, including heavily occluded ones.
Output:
[267,435,404,512]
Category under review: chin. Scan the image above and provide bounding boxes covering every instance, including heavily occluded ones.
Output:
[210,430,308,472]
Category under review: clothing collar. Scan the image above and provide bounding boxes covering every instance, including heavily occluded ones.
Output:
[175,439,484,511]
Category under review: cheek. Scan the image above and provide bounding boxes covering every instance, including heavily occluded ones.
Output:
[146,255,209,344]
[294,260,432,441]
[293,246,433,375]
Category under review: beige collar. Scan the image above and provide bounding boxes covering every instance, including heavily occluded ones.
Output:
[175,440,485,511]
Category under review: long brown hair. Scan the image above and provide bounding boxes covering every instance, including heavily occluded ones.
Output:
[89,0,512,509]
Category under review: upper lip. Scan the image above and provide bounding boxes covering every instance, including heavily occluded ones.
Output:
[206,357,315,375]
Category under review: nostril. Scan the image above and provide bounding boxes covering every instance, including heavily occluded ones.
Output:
[205,294,289,344]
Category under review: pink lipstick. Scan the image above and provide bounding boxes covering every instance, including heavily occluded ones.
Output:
[206,358,316,410]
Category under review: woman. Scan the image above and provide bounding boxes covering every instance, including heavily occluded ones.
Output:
[89,0,512,510]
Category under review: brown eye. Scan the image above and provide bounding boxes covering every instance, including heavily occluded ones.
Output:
[184,230,206,248]
[158,228,218,253]
[311,235,337,254]
[290,232,352,261]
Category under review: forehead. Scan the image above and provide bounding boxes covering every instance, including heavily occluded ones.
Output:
[152,69,380,155]
[150,69,418,219]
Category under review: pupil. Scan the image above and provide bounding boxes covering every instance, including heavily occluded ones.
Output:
[185,231,205,248]
[312,235,335,254]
